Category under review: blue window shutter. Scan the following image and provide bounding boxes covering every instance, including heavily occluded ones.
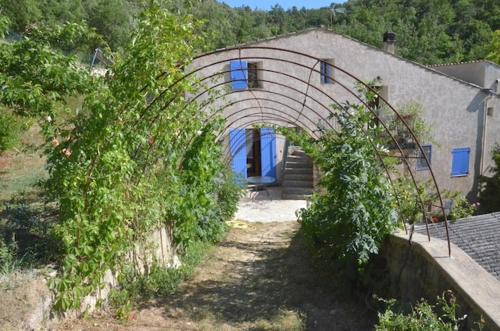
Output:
[451,148,470,176]
[230,60,248,91]
[260,128,276,179]
[229,129,247,181]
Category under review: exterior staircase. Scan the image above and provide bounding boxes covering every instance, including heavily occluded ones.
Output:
[281,149,314,200]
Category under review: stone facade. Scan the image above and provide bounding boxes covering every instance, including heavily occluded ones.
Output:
[191,28,500,199]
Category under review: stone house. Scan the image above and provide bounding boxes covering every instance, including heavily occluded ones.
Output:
[191,28,500,201]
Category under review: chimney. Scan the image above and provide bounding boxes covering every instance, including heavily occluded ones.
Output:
[383,32,396,54]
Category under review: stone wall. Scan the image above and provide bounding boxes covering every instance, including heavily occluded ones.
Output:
[367,232,500,330]
[0,226,179,331]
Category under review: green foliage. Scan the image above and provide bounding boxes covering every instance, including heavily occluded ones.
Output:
[1,3,240,311]
[0,192,59,274]
[447,194,476,220]
[0,20,101,139]
[0,236,19,275]
[479,145,500,213]
[376,291,484,331]
[109,240,212,319]
[486,30,500,64]
[2,0,498,63]
[291,105,397,266]
[32,6,239,311]
[0,110,23,153]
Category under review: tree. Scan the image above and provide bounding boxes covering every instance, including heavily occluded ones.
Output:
[486,30,500,64]
[479,146,500,213]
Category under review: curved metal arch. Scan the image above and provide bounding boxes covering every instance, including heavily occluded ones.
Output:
[172,70,426,235]
[187,48,447,249]
[219,113,312,164]
[218,108,328,160]
[147,70,422,237]
[186,79,410,232]
[124,47,449,253]
[220,106,323,138]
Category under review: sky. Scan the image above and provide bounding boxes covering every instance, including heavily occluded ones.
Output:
[218,1,342,10]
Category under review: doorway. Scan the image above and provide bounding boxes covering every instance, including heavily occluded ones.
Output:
[246,129,261,177]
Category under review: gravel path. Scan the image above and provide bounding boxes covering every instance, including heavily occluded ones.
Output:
[58,221,375,331]
[235,200,308,223]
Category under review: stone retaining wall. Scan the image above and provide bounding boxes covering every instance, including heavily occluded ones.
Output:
[367,232,500,331]
[0,226,179,331]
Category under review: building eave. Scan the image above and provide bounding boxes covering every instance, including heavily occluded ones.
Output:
[207,27,485,91]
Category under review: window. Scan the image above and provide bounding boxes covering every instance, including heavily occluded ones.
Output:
[248,62,262,89]
[320,59,334,84]
[416,145,432,171]
[230,60,248,90]
[451,147,470,177]
[487,107,494,117]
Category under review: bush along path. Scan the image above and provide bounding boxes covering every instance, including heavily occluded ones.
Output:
[58,221,376,331]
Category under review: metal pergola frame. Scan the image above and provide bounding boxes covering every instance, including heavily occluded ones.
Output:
[130,46,452,255]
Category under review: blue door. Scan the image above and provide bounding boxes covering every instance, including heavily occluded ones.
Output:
[260,128,276,179]
[229,129,247,181]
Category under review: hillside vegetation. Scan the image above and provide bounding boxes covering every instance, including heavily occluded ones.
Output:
[0,0,498,65]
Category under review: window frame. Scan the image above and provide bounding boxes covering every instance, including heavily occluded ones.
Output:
[320,59,334,85]
[416,144,432,171]
[247,62,263,89]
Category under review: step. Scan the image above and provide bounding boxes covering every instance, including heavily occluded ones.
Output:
[285,160,313,167]
[287,154,310,161]
[282,180,313,188]
[283,174,313,181]
[282,193,312,200]
[285,168,313,175]
[291,150,307,156]
[282,187,314,195]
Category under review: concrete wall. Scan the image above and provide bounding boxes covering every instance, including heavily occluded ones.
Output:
[367,232,500,330]
[432,62,488,88]
[191,29,500,198]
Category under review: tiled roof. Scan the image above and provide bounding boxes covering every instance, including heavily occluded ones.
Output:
[416,213,500,280]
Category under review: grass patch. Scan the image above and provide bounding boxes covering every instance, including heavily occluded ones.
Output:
[109,240,215,319]
[252,309,306,331]
[0,126,47,202]
[0,191,59,277]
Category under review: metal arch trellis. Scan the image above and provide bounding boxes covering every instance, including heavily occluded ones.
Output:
[154,67,424,236]
[138,46,450,256]
[145,60,436,249]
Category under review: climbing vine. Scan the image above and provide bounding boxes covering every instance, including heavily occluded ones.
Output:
[1,5,239,310]
[280,103,397,266]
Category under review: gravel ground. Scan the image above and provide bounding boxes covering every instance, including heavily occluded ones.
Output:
[59,221,375,331]
[235,199,308,223]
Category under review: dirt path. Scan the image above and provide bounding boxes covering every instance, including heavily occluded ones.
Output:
[60,221,375,331]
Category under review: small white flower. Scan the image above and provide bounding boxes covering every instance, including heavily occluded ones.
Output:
[46,115,52,122]
[197,130,202,135]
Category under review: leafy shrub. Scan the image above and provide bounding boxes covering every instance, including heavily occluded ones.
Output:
[109,240,211,319]
[448,195,476,220]
[0,236,19,275]
[295,106,397,266]
[479,145,500,213]
[30,6,240,311]
[376,291,484,331]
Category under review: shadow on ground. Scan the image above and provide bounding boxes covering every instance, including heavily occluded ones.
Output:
[144,222,376,330]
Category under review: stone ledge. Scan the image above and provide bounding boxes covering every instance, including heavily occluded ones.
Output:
[392,232,500,330]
